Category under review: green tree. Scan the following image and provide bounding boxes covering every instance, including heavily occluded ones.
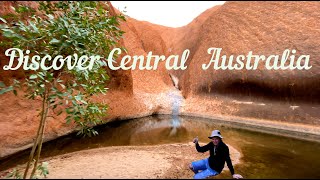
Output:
[0,1,125,178]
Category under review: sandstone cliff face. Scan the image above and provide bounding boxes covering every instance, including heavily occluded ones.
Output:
[171,2,320,125]
[175,2,320,103]
[154,5,222,80]
[1,1,320,159]
[151,1,320,125]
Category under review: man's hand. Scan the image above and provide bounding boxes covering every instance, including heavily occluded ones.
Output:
[193,136,198,144]
[233,174,243,179]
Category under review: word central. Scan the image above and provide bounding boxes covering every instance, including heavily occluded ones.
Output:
[107,48,189,70]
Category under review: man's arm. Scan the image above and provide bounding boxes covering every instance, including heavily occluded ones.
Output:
[195,142,211,153]
[225,146,243,179]
[225,146,235,175]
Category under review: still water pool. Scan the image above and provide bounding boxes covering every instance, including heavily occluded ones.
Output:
[1,115,320,178]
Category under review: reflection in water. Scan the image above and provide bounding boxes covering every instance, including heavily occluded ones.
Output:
[169,117,181,137]
[1,115,320,178]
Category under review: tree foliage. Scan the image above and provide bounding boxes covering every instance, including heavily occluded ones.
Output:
[0,1,126,178]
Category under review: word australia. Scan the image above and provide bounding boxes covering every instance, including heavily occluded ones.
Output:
[202,48,312,70]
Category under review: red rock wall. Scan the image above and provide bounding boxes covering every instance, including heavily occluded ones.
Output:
[175,2,320,103]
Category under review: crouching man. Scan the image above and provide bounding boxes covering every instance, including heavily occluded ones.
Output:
[189,130,243,179]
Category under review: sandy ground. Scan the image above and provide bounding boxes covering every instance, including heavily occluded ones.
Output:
[1,142,241,179]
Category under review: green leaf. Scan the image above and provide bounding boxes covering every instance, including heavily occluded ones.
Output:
[1,28,14,33]
[49,38,60,44]
[47,14,54,20]
[0,17,7,23]
[59,83,65,89]
[75,95,82,101]
[1,29,15,38]
[66,108,73,114]
[0,24,9,29]
[66,116,72,124]
[0,86,13,95]
[28,20,39,33]
[76,131,82,136]
[29,74,37,79]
